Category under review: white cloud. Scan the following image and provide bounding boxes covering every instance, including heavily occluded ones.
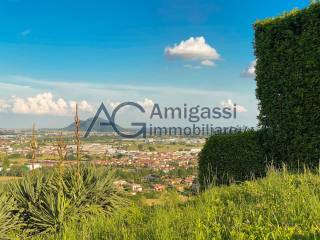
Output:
[12,93,68,115]
[0,82,31,93]
[165,36,220,66]
[69,100,94,113]
[241,60,256,78]
[184,64,202,69]
[220,99,247,113]
[109,98,154,110]
[0,75,258,128]
[109,101,121,109]
[21,29,31,37]
[1,92,94,116]
[184,60,216,69]
[8,75,232,97]
[79,100,94,113]
[201,59,215,67]
[0,100,10,112]
[137,98,154,109]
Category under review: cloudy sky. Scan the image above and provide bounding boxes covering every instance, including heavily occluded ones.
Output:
[0,0,309,128]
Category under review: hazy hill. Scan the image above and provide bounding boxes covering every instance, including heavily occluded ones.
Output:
[63,117,125,132]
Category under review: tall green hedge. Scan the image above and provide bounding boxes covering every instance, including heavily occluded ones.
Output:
[254,4,320,167]
[198,131,265,188]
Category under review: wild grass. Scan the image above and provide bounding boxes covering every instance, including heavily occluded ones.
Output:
[2,167,320,239]
[30,167,320,240]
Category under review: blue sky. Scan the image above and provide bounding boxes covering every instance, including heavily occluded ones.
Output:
[0,0,310,128]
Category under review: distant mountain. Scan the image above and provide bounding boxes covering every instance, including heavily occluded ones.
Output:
[63,117,125,132]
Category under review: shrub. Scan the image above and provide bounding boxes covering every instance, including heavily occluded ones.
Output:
[0,192,20,239]
[9,165,124,236]
[198,131,265,188]
[254,4,320,167]
[9,169,74,235]
[62,165,125,215]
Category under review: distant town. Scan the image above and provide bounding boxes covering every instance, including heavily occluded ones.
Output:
[0,128,204,199]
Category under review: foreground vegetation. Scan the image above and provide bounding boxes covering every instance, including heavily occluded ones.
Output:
[1,167,318,239]
[0,165,125,239]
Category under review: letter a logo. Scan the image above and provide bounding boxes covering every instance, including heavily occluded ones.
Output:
[84,102,146,138]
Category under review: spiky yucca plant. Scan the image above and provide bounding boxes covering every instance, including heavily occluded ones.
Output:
[9,165,124,236]
[8,169,70,235]
[62,165,124,214]
[0,192,20,239]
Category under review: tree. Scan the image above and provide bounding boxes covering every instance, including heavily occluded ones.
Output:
[310,0,320,4]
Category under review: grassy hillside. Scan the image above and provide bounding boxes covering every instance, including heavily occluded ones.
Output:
[28,168,320,240]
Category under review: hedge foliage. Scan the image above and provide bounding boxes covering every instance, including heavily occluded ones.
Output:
[198,131,265,188]
[254,4,320,167]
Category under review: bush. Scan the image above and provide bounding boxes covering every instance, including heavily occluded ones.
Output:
[8,165,125,236]
[0,192,20,239]
[198,131,265,188]
[254,4,320,167]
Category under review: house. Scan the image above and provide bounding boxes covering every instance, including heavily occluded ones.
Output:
[131,183,143,192]
[175,185,185,192]
[169,178,182,185]
[26,163,42,170]
[153,184,165,192]
[183,176,196,186]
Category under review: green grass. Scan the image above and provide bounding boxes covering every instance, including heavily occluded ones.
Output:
[24,168,320,240]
